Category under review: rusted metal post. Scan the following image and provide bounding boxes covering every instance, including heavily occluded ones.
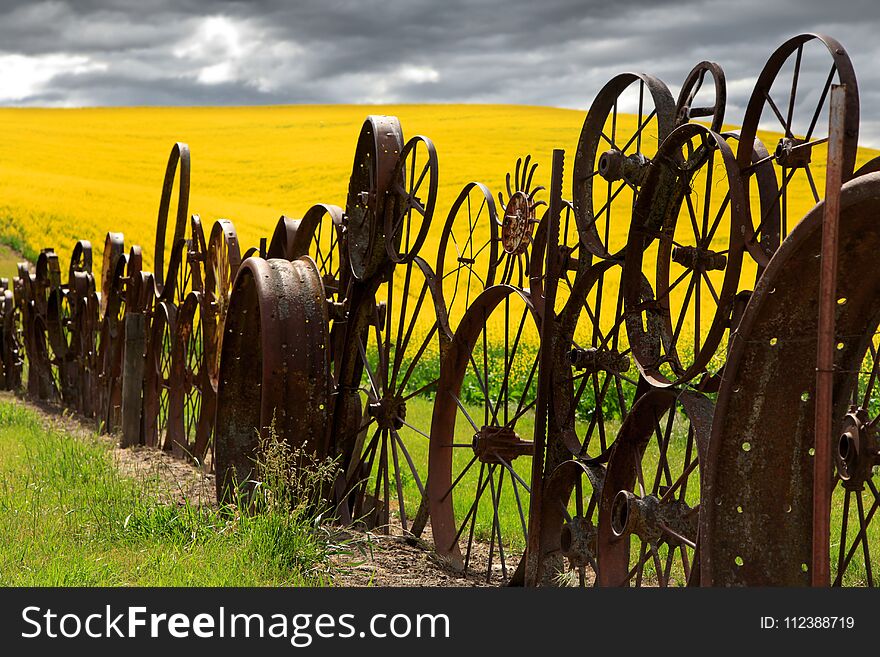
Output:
[120,312,145,448]
[524,148,564,586]
[813,83,846,586]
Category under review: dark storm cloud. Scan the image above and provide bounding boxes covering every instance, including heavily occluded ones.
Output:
[1,0,880,142]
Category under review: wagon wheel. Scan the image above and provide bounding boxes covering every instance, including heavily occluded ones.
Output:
[384,135,439,264]
[32,313,61,402]
[428,285,541,581]
[76,290,100,418]
[169,291,213,463]
[2,290,22,390]
[288,204,346,302]
[596,388,713,586]
[97,251,130,430]
[100,232,125,319]
[69,240,93,281]
[521,458,605,586]
[214,257,330,504]
[34,250,61,319]
[737,33,859,268]
[153,142,190,299]
[188,214,208,295]
[205,219,242,390]
[436,182,500,332]
[572,73,676,259]
[675,61,726,132]
[346,115,404,281]
[495,156,545,289]
[624,124,747,388]
[335,256,451,533]
[144,301,177,449]
[46,286,76,362]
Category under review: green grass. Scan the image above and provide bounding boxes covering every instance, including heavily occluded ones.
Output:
[0,398,340,586]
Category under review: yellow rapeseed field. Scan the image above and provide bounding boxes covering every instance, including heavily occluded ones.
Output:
[0,104,876,346]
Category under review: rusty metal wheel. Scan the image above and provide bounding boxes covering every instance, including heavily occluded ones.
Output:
[436,182,499,331]
[701,172,880,586]
[144,300,176,449]
[428,285,541,580]
[189,214,207,295]
[572,73,676,259]
[214,257,330,503]
[597,388,712,586]
[384,135,439,264]
[169,291,213,463]
[346,115,404,281]
[624,125,747,387]
[674,61,726,132]
[494,156,545,289]
[75,289,100,418]
[98,251,129,428]
[32,313,60,402]
[205,219,241,391]
[152,142,190,299]
[335,257,451,533]
[289,204,346,300]
[523,458,604,586]
[737,33,859,268]
[1,289,22,390]
[529,200,585,318]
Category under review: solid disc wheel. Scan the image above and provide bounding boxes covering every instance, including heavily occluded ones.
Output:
[572,72,676,259]
[214,257,331,504]
[384,135,439,263]
[597,389,712,586]
[169,291,213,463]
[624,124,747,387]
[428,286,541,581]
[205,219,241,389]
[346,115,404,281]
[336,257,451,533]
[144,301,176,449]
[435,182,499,332]
[736,33,859,268]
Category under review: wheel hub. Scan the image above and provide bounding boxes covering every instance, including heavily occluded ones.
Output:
[568,346,630,374]
[472,425,534,464]
[598,149,650,186]
[368,396,406,430]
[610,489,697,546]
[835,406,879,490]
[774,137,812,168]
[560,515,597,567]
[671,245,727,272]
[501,191,535,256]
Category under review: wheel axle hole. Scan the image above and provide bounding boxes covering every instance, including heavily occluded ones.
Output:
[769,337,778,346]
[809,447,815,456]
[801,563,809,572]
[742,442,751,452]
[837,342,844,351]
[837,297,847,306]
[610,490,631,537]
[735,556,744,567]
[736,505,743,514]
[801,391,810,402]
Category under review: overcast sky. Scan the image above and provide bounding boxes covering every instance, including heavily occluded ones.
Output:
[1,0,879,144]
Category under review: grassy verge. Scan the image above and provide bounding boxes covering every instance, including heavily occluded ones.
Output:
[0,399,341,586]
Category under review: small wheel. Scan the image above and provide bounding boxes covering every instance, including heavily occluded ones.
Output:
[288,204,346,302]
[523,459,604,586]
[572,73,676,259]
[169,291,213,463]
[597,389,712,587]
[428,286,541,581]
[737,33,859,267]
[624,124,747,387]
[205,219,242,390]
[144,301,177,449]
[188,214,208,295]
[152,142,191,299]
[346,115,404,281]
[495,155,545,289]
[214,257,331,503]
[334,257,451,533]
[384,135,439,263]
[675,61,726,132]
[436,182,499,332]
[69,240,93,282]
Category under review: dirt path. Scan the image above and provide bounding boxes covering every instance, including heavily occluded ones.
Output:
[4,393,511,587]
